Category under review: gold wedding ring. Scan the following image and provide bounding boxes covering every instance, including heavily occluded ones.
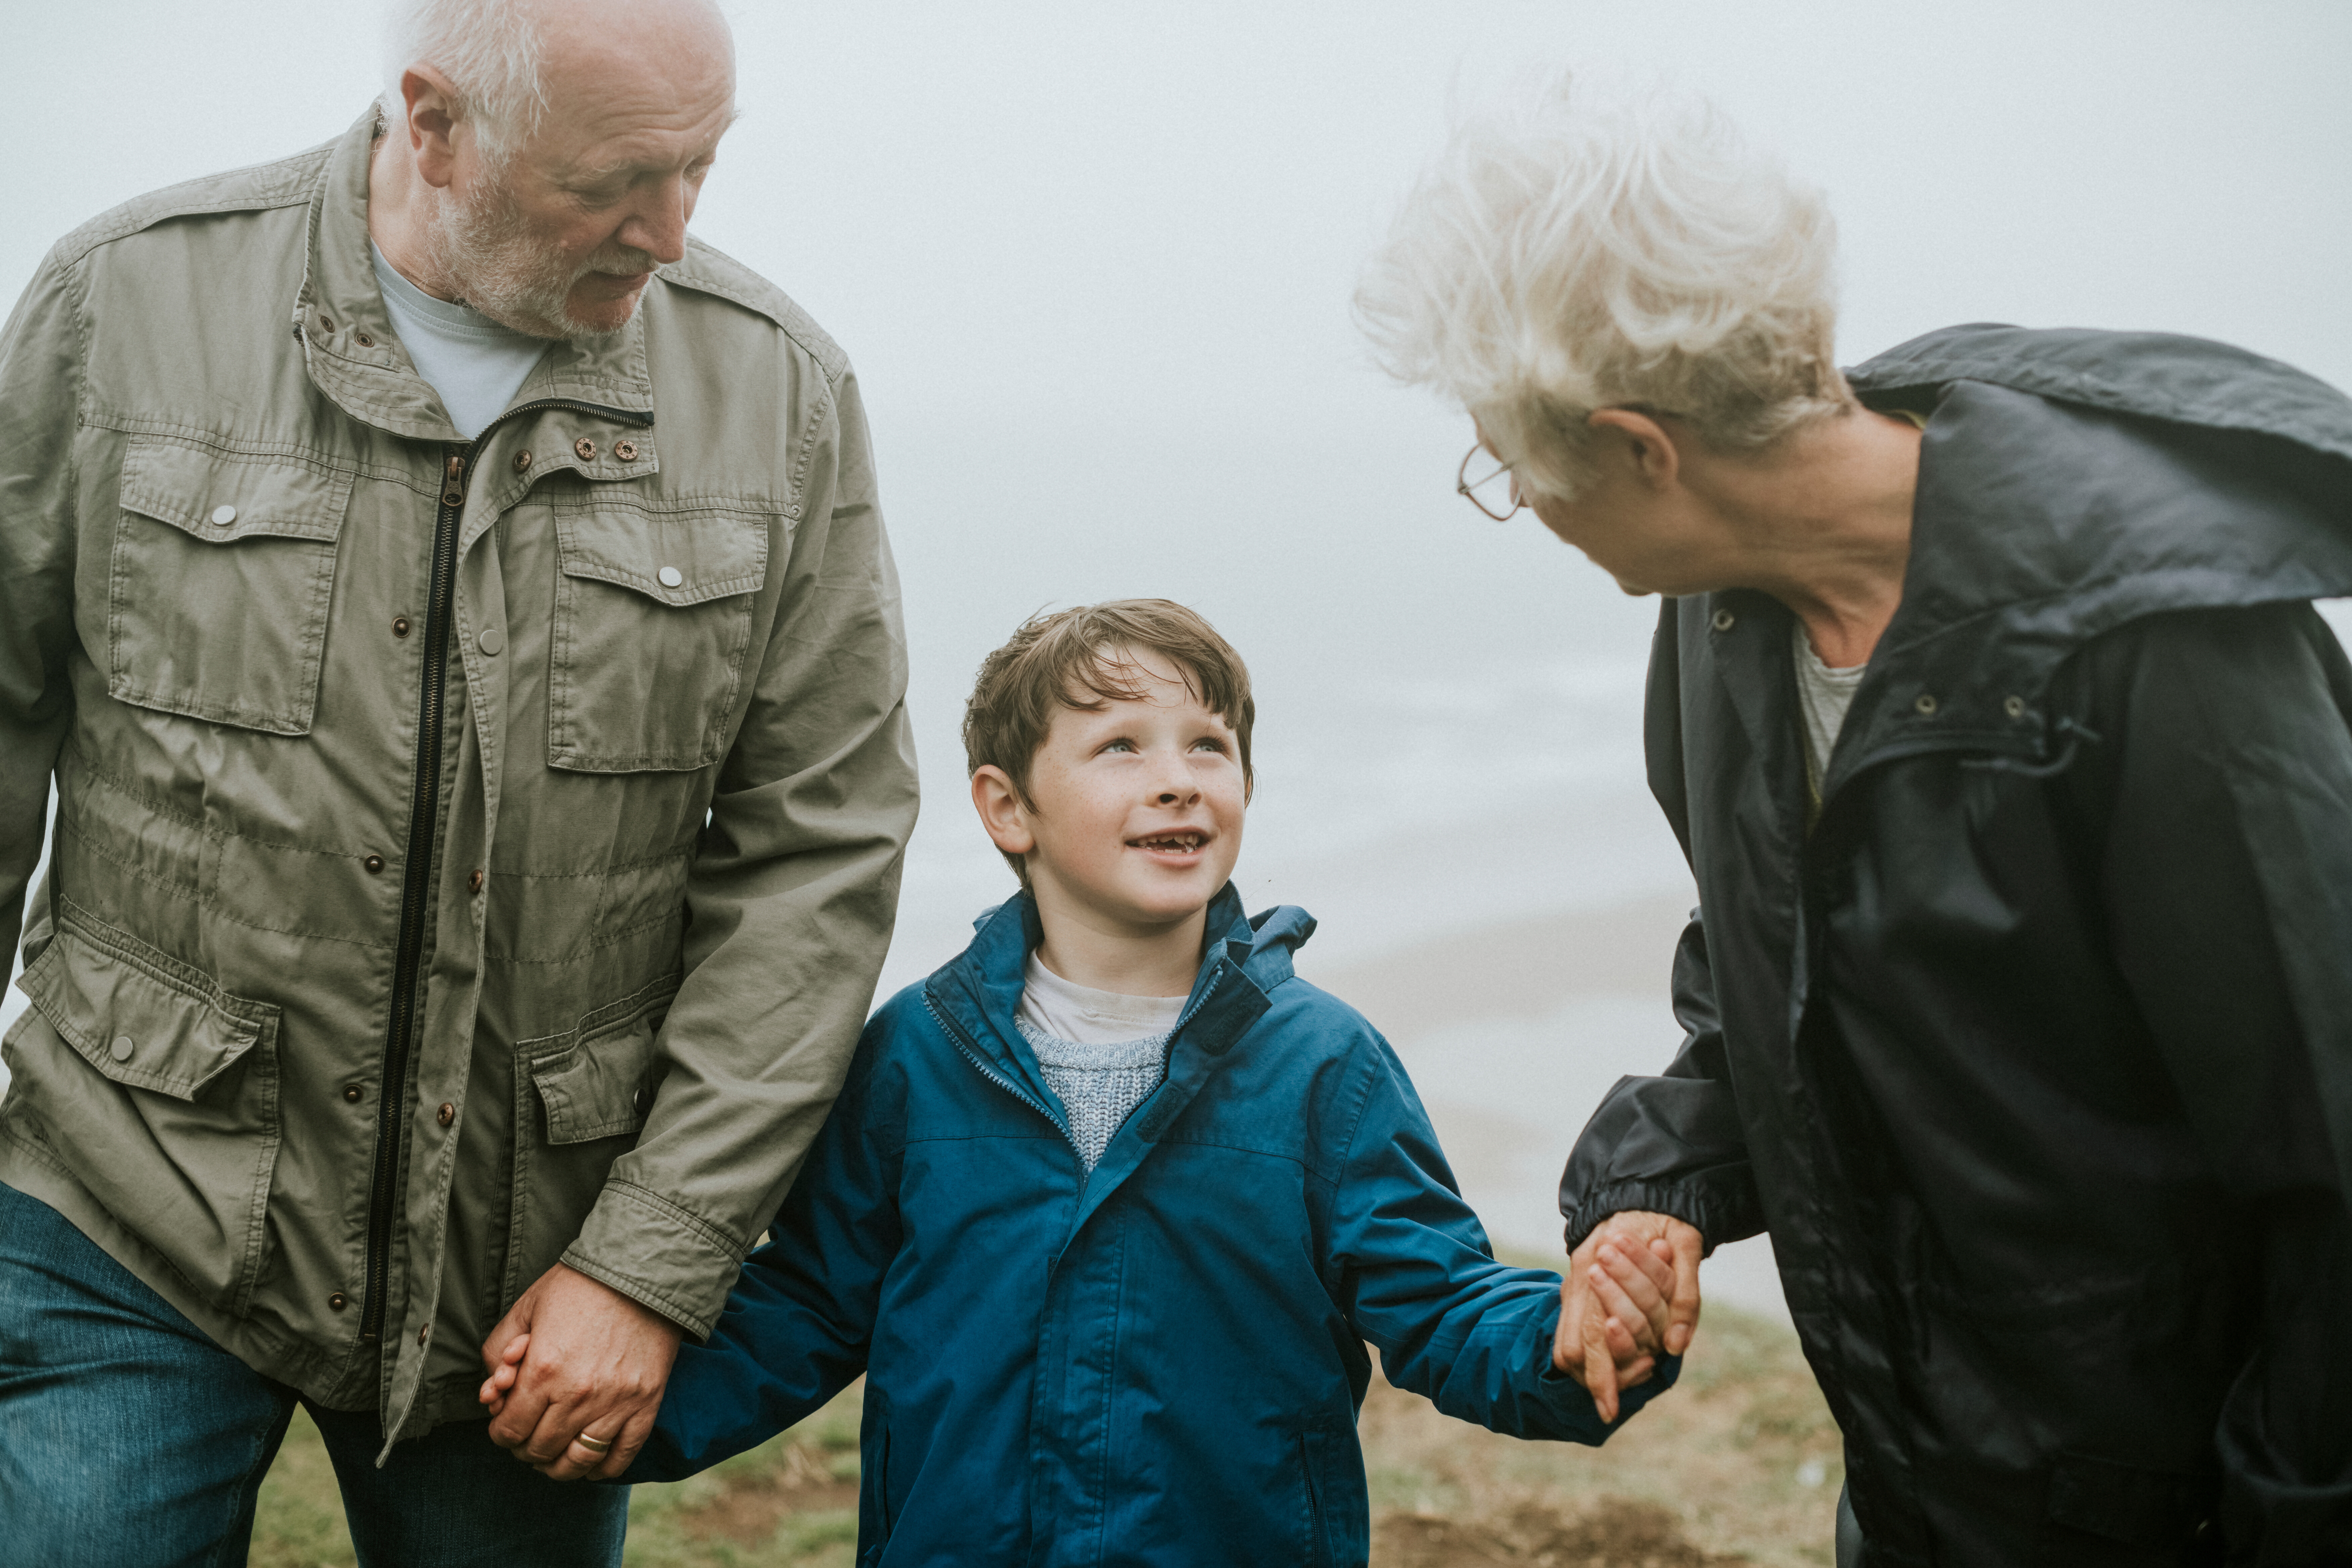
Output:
[575,1432,614,1454]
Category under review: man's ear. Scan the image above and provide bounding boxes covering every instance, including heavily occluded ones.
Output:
[1587,408,1680,490]
[970,767,1037,858]
[399,67,465,189]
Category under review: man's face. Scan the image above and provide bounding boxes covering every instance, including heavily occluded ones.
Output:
[429,6,736,338]
[1013,652,1249,940]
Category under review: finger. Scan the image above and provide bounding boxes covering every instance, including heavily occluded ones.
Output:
[479,1309,531,1377]
[1600,1311,1640,1361]
[490,1374,557,1452]
[1552,1280,1585,1380]
[592,1403,658,1482]
[1663,1223,1706,1356]
[1615,1354,1656,1390]
[1586,1318,1622,1424]
[1626,1238,1678,1301]
[1594,1251,1668,1351]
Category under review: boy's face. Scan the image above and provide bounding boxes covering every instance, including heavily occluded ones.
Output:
[973,649,1247,940]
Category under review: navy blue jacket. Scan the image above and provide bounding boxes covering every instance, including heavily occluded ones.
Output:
[636,886,1673,1565]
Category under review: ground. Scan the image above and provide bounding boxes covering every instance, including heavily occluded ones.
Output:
[248,1300,1840,1567]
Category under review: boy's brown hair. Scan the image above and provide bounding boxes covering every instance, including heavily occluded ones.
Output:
[963,600,1255,882]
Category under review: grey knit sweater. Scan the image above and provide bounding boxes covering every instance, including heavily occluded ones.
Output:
[1014,1018,1171,1173]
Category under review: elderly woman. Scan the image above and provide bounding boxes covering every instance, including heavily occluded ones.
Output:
[1358,81,2352,1568]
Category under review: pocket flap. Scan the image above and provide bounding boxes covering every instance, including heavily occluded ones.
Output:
[553,504,769,607]
[523,971,682,1144]
[119,437,353,544]
[16,902,278,1099]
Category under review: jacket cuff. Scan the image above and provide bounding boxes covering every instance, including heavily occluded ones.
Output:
[560,1179,745,1340]
[1560,1180,1755,1258]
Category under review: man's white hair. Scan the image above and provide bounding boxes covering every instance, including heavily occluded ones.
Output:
[380,0,550,164]
[1356,75,1850,501]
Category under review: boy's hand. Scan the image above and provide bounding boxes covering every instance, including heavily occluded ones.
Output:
[1552,1211,1704,1422]
[478,1332,529,1415]
[480,1263,684,1482]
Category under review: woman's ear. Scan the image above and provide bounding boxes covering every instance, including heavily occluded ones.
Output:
[970,766,1037,857]
[1587,408,1681,490]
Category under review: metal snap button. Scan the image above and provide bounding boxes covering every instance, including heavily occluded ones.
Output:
[436,1102,456,1127]
[343,1085,363,1103]
[513,450,533,472]
[1711,609,1736,632]
[477,627,505,656]
[2003,695,2025,718]
[657,566,684,589]
[355,332,375,348]
[328,1292,348,1312]
[364,854,385,874]
[615,439,639,462]
[110,1035,135,1062]
[210,504,238,526]
[468,868,484,894]
[319,314,335,333]
[574,436,597,462]
[1914,693,1939,716]
[418,1323,431,1347]
[392,616,412,638]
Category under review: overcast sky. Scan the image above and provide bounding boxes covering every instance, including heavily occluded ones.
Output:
[6,0,2351,1005]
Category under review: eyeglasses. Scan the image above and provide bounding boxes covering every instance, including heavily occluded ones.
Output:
[1457,443,1524,522]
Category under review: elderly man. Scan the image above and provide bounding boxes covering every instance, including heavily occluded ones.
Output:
[1358,81,2352,1567]
[0,0,915,1561]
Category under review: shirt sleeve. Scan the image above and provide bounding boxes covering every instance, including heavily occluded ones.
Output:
[1331,1034,1679,1445]
[0,251,83,972]
[631,1017,900,1481]
[561,362,921,1335]
[1555,909,1767,1254]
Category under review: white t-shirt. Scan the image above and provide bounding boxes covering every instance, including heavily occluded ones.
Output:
[1016,955,1187,1045]
[369,244,548,439]
[1793,621,1868,791]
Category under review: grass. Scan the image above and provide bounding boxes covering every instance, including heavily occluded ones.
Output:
[249,1299,1838,1566]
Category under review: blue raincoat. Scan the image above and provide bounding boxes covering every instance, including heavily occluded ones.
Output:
[634,886,1674,1565]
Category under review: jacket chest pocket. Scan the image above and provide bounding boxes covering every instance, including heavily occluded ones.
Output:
[108,437,354,734]
[547,503,771,772]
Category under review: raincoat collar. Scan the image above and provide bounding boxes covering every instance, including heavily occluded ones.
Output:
[293,107,657,444]
[923,885,1314,1253]
[1760,324,2352,797]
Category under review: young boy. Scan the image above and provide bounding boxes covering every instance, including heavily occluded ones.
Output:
[487,600,1681,1564]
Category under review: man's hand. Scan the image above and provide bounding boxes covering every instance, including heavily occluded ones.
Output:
[479,1262,685,1481]
[1551,1210,1704,1423]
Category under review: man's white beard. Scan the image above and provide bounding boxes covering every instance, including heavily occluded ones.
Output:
[422,172,654,340]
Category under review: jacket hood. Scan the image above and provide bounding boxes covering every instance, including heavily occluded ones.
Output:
[1804,325,2352,787]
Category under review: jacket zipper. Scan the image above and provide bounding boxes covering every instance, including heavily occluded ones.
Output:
[360,446,469,1342]
[922,996,1077,1156]
[356,396,655,1346]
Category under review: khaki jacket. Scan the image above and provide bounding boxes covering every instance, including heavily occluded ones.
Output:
[0,110,918,1444]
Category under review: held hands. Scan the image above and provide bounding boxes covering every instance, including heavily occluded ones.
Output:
[1551,1210,1705,1423]
[477,1262,684,1481]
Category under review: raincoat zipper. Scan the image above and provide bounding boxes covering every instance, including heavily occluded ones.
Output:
[922,995,1077,1157]
[358,398,655,1345]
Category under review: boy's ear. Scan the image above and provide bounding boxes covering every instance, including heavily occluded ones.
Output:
[970,766,1037,858]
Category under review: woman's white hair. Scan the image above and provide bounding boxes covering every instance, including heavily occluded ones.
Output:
[1356,74,1850,501]
[380,0,551,165]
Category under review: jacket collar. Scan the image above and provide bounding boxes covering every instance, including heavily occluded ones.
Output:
[293,107,658,445]
[923,883,1307,1099]
[1764,326,2352,797]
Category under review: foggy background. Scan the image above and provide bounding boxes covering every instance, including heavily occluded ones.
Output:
[7,1,2351,1320]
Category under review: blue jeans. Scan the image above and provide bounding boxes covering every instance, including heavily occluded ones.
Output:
[0,1181,628,1568]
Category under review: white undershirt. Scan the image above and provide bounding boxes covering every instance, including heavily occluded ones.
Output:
[1793,621,1868,790]
[369,244,548,439]
[1016,955,1187,1045]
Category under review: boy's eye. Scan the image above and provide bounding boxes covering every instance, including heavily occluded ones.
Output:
[1190,737,1227,754]
[1100,739,1137,755]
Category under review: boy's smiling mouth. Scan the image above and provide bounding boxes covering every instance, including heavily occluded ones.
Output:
[1127,830,1210,856]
